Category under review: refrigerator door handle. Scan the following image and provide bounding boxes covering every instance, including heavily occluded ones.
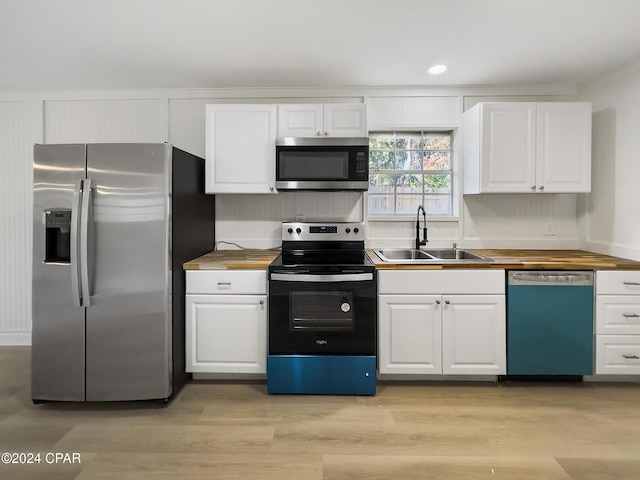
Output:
[70,179,83,307]
[80,178,92,307]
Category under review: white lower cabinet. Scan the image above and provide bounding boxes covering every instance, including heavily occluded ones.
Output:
[378,295,442,374]
[441,294,506,374]
[185,270,267,374]
[378,270,506,375]
[595,270,640,374]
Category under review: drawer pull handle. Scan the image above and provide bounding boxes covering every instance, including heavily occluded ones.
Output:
[623,313,640,318]
[622,354,640,360]
[217,282,232,289]
[623,282,640,286]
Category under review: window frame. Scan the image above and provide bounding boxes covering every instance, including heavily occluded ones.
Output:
[366,129,459,222]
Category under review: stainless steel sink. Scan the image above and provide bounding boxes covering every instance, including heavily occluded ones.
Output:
[422,248,492,261]
[373,248,492,263]
[374,249,435,261]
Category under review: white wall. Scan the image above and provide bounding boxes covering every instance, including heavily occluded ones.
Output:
[0,86,583,343]
[0,101,42,345]
[581,66,640,261]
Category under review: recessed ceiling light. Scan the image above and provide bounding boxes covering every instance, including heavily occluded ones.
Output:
[428,64,447,75]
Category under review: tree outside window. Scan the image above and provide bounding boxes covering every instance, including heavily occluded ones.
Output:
[368,131,453,216]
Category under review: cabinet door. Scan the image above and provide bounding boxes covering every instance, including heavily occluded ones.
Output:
[323,104,368,137]
[205,104,277,194]
[277,104,323,137]
[185,294,267,373]
[536,102,592,193]
[480,103,536,193]
[378,295,442,374]
[442,295,506,375]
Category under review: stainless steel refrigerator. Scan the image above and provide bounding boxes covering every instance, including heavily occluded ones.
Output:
[32,143,215,402]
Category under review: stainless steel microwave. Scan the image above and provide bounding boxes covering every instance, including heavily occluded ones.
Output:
[275,137,369,191]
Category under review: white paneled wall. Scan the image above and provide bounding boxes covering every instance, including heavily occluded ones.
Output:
[44,99,161,143]
[583,68,640,260]
[368,96,461,128]
[0,101,43,344]
[463,194,580,248]
[0,87,593,343]
[215,192,363,249]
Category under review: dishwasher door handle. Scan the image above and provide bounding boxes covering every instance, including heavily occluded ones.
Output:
[510,272,592,284]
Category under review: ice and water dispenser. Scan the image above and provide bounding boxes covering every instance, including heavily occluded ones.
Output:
[44,209,71,263]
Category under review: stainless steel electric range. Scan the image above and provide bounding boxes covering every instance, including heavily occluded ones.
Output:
[267,222,377,395]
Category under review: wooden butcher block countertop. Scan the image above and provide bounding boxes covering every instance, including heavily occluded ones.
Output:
[183,249,280,270]
[184,249,640,271]
[367,249,640,270]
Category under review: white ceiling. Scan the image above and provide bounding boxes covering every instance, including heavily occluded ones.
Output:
[2,0,640,91]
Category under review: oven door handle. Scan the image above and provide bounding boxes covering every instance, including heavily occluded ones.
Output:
[270,273,373,282]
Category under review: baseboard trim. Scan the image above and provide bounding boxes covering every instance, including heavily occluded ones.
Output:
[0,333,31,346]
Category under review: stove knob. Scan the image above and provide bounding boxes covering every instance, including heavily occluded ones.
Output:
[354,227,359,234]
[341,302,351,313]
[296,227,301,235]
[287,228,293,235]
[345,228,351,234]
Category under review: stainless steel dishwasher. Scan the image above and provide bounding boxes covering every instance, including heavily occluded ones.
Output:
[507,271,594,376]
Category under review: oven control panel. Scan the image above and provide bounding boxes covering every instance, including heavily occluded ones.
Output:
[282,222,365,241]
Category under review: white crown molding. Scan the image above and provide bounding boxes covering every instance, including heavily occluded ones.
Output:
[581,54,640,94]
[0,84,581,103]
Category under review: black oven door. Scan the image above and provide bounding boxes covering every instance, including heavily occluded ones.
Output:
[269,271,376,355]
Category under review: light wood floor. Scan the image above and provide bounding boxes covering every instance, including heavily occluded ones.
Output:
[2,347,640,479]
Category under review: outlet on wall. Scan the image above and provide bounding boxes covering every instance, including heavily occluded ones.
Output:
[467,221,477,236]
[545,223,555,236]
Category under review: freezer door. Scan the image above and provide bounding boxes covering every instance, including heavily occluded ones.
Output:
[32,144,87,401]
[85,144,172,401]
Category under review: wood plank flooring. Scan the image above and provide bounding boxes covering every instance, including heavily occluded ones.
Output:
[2,346,640,479]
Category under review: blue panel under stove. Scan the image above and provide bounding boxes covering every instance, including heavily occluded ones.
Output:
[267,355,376,395]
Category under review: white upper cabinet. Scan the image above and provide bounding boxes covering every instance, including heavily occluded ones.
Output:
[205,104,277,194]
[463,102,591,194]
[277,104,367,138]
[536,103,592,193]
[277,104,323,137]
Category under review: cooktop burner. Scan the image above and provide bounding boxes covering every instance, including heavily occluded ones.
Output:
[270,221,373,272]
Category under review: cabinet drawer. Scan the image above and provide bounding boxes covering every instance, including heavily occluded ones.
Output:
[596,296,640,334]
[595,335,640,374]
[596,271,640,295]
[186,270,267,295]
[378,270,505,295]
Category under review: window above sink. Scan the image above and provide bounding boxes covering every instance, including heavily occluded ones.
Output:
[368,131,454,218]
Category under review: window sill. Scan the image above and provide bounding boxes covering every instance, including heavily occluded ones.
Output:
[367,215,459,222]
